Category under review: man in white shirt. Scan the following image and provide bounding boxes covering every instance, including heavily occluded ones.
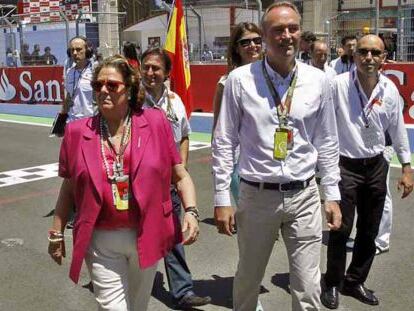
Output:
[321,34,413,309]
[329,35,357,75]
[212,2,342,310]
[310,40,337,81]
[141,47,211,309]
[62,36,95,122]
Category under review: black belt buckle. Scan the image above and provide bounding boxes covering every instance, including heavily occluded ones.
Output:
[279,183,289,192]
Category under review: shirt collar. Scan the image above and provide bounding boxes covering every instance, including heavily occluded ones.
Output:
[351,67,385,101]
[264,57,297,84]
[144,84,168,108]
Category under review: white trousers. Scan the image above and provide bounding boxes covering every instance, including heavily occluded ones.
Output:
[85,229,158,311]
[233,179,322,311]
[375,147,393,250]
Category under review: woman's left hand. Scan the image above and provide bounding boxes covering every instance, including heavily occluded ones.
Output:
[182,213,199,245]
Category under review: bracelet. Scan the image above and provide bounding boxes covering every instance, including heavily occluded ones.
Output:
[184,206,199,213]
[48,236,64,243]
[48,229,64,243]
[184,207,200,222]
[48,230,63,237]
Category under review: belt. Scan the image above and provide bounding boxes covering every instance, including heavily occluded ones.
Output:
[340,153,383,166]
[240,175,314,192]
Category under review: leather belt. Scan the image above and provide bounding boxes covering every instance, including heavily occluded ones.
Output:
[240,175,314,192]
[340,153,383,166]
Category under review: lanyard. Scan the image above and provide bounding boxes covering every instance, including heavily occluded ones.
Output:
[261,59,298,126]
[71,61,90,96]
[352,70,378,128]
[146,86,178,123]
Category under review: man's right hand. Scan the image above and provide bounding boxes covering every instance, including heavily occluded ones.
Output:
[214,206,235,236]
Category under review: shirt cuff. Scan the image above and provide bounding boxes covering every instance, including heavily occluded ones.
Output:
[322,185,341,202]
[214,190,232,207]
[397,153,411,166]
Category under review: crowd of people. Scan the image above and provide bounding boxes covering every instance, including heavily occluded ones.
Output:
[46,1,412,311]
[6,43,58,66]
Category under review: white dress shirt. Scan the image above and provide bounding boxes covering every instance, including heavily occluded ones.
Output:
[212,60,341,206]
[65,62,95,121]
[323,63,337,81]
[143,85,191,150]
[334,68,411,164]
[330,56,356,75]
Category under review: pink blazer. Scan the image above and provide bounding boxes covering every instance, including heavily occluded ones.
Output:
[59,109,182,283]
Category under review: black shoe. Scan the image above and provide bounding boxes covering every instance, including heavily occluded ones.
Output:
[342,283,379,306]
[321,286,339,309]
[174,292,211,310]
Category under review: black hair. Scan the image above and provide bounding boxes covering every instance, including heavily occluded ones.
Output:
[341,35,357,46]
[123,42,139,61]
[301,31,317,43]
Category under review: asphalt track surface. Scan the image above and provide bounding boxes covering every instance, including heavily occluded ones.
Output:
[0,120,413,311]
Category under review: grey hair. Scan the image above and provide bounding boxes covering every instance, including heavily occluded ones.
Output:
[261,1,301,31]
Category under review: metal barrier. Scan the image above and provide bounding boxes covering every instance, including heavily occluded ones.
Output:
[325,1,413,62]
[0,7,125,68]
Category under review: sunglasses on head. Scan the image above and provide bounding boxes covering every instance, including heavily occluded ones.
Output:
[91,80,125,93]
[357,48,383,57]
[238,37,262,47]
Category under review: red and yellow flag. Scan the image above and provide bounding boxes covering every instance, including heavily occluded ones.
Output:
[164,0,193,117]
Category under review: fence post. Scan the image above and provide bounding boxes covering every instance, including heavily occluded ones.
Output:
[375,0,379,35]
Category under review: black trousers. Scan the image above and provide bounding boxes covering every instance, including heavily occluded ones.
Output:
[325,154,388,287]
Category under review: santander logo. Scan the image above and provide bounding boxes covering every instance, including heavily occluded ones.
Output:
[0,68,63,103]
[0,70,17,101]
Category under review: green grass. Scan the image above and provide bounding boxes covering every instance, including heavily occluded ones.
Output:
[0,112,413,165]
[0,113,53,125]
[190,132,211,142]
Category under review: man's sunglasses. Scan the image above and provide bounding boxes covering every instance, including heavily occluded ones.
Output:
[238,37,262,47]
[91,80,125,93]
[356,48,383,57]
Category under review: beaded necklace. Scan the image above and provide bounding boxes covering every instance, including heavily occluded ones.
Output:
[99,112,131,182]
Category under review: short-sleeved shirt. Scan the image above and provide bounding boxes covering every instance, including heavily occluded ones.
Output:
[143,86,191,151]
[65,62,95,122]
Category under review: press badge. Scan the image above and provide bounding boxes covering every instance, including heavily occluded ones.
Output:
[274,128,288,160]
[112,179,130,211]
[361,124,380,148]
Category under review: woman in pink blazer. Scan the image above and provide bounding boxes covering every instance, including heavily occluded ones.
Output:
[48,55,200,310]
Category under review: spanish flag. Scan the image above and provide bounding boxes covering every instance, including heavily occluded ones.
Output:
[164,0,193,117]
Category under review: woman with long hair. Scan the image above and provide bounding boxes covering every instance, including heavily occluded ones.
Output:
[212,22,263,203]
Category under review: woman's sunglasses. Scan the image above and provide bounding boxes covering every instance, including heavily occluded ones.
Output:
[91,80,125,93]
[238,37,262,48]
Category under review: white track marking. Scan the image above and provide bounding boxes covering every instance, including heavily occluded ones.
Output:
[0,141,211,188]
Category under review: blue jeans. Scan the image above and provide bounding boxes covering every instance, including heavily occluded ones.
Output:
[164,189,194,301]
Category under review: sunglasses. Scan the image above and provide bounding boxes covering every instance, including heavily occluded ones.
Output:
[238,37,262,47]
[356,48,383,57]
[91,80,125,93]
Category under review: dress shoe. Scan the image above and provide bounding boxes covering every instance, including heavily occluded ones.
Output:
[375,246,390,255]
[174,292,211,310]
[321,286,339,309]
[341,283,379,305]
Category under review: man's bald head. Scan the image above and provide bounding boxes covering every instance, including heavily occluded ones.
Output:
[354,34,386,77]
[357,35,385,51]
